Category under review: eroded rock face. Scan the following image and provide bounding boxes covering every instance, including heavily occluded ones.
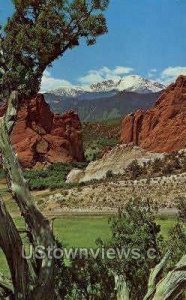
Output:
[66,144,163,183]
[120,76,186,152]
[0,94,84,168]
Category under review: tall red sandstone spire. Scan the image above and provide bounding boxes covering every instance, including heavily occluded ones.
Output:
[120,76,186,152]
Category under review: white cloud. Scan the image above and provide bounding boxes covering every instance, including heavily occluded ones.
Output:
[40,70,73,92]
[159,66,186,85]
[40,66,135,92]
[39,66,186,92]
[148,68,157,78]
[113,66,134,75]
[78,66,134,85]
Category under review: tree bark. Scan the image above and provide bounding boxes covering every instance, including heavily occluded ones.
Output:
[0,271,13,299]
[0,197,32,299]
[152,255,186,300]
[114,274,130,300]
[143,251,170,300]
[114,253,186,300]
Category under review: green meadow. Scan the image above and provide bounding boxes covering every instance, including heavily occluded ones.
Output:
[0,215,178,276]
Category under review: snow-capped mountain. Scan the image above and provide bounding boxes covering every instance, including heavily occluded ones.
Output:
[47,75,165,97]
[44,75,165,121]
[116,75,164,94]
[90,76,165,94]
[90,79,118,92]
[48,86,86,98]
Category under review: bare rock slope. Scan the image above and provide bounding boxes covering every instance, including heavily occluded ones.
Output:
[67,144,162,183]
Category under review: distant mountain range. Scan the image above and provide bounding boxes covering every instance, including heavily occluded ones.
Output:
[44,75,165,121]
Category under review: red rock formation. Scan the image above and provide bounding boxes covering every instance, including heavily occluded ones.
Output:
[121,76,186,152]
[0,94,84,168]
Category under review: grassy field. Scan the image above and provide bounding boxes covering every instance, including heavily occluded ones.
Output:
[0,215,178,276]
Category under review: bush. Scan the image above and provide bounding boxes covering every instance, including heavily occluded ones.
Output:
[85,137,118,162]
[85,146,101,162]
[126,160,143,180]
[103,199,162,299]
[176,196,186,223]
[106,170,114,178]
[24,162,88,191]
[151,158,164,174]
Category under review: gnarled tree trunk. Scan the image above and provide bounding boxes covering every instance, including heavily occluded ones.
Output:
[152,255,186,300]
[114,253,186,300]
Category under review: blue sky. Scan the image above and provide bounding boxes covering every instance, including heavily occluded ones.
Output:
[1,0,186,91]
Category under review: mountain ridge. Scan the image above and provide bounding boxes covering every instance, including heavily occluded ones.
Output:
[44,90,162,122]
[44,76,164,121]
[47,75,165,97]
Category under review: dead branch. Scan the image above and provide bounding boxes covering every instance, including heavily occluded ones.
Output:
[0,197,32,298]
[152,255,186,300]
[143,251,171,300]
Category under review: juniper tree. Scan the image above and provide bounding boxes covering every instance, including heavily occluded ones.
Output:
[0,1,109,299]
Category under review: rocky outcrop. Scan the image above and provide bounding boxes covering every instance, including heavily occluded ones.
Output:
[120,76,186,152]
[66,144,162,183]
[0,94,84,168]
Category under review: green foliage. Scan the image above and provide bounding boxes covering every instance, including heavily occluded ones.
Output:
[85,145,101,162]
[66,199,164,300]
[176,196,186,223]
[0,206,185,298]
[66,255,115,299]
[97,137,118,148]
[64,199,186,299]
[85,137,118,162]
[126,160,143,180]
[24,162,87,190]
[151,158,164,173]
[103,199,163,300]
[165,196,186,269]
[151,151,185,176]
[166,222,186,270]
[0,0,109,99]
